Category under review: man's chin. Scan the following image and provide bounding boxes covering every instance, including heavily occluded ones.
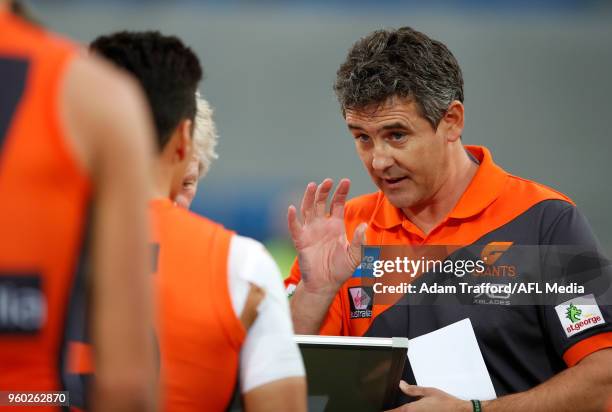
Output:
[382,190,416,210]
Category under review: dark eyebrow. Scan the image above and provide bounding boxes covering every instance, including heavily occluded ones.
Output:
[381,122,409,131]
[347,122,411,133]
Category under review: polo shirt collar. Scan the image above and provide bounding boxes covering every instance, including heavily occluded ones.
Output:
[371,145,508,229]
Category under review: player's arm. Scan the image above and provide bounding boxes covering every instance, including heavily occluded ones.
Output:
[287,179,366,334]
[62,53,156,411]
[243,377,307,412]
[228,236,307,412]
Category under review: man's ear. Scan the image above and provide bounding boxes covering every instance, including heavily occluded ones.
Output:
[439,100,464,142]
[175,119,193,161]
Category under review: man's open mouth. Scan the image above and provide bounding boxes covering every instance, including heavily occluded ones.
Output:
[383,177,407,185]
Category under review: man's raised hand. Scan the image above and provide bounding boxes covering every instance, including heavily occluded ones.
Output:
[287,178,367,295]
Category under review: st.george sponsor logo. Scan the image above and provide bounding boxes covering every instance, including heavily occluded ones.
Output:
[555,294,606,338]
[565,312,603,335]
[348,286,373,319]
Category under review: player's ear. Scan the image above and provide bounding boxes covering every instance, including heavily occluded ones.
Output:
[439,100,464,142]
[175,119,193,161]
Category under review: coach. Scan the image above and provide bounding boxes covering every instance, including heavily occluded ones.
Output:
[285,27,612,411]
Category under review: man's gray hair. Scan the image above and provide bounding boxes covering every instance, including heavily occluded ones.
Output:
[334,27,464,129]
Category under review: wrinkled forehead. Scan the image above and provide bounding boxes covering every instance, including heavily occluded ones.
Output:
[344,96,424,130]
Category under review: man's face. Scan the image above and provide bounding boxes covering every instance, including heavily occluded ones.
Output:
[345,97,449,211]
[174,157,200,209]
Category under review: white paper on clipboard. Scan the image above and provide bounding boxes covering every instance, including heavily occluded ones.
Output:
[407,318,497,400]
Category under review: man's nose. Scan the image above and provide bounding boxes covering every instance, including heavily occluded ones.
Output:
[371,145,394,171]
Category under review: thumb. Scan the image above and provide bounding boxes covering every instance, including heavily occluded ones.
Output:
[348,223,367,268]
[351,222,367,248]
[399,381,436,398]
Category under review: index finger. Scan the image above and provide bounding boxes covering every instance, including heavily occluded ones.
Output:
[287,205,303,244]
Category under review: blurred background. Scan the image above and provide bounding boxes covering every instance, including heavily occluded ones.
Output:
[28,0,612,276]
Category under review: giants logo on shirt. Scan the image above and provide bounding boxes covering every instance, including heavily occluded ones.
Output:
[348,287,373,319]
[473,241,517,278]
[480,242,513,266]
[555,294,606,338]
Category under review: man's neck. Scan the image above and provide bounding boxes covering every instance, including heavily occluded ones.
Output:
[0,1,10,13]
[402,145,478,236]
[152,159,174,201]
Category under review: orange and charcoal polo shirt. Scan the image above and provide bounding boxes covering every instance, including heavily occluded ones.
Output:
[285,145,612,399]
[0,10,92,410]
[150,198,246,412]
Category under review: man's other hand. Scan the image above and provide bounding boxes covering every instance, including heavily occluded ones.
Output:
[386,381,472,412]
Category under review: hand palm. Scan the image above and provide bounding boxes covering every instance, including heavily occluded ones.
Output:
[295,213,354,289]
[288,179,365,294]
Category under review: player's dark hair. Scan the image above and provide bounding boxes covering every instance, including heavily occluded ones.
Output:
[334,27,463,129]
[90,31,203,150]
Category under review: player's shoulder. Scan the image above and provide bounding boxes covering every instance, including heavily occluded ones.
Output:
[503,173,575,208]
[61,51,153,171]
[62,51,150,144]
[230,234,267,254]
[175,205,229,233]
[494,173,582,234]
[2,12,73,55]
[229,234,277,273]
[153,201,231,239]
[228,234,283,293]
[65,52,145,115]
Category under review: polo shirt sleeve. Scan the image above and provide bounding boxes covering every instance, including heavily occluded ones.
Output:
[284,257,301,296]
[539,203,612,366]
[319,291,344,336]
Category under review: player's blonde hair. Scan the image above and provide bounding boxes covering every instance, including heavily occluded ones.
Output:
[193,92,219,179]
